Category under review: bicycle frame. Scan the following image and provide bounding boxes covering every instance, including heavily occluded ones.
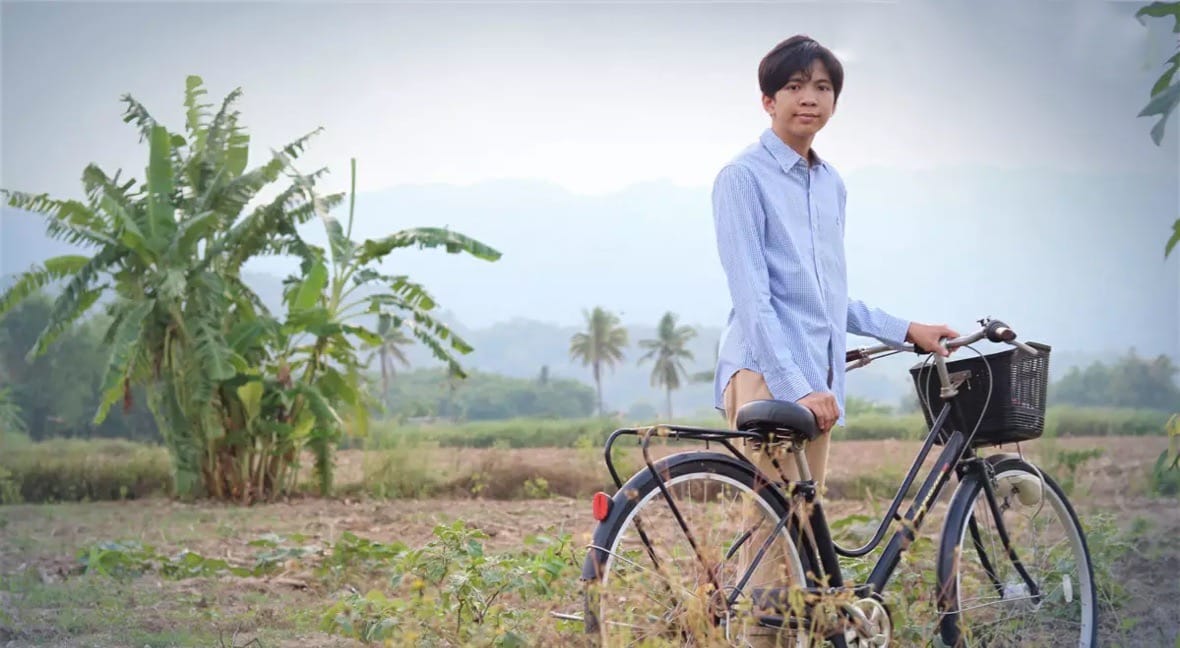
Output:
[594,341,1039,637]
[598,398,977,603]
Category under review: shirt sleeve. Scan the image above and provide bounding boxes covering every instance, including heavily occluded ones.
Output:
[847,299,910,347]
[713,164,813,402]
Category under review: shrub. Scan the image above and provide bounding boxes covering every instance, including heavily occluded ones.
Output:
[0,439,172,503]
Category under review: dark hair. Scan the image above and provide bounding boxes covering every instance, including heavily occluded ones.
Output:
[758,35,844,101]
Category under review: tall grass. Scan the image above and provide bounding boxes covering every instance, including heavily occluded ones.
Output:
[0,438,171,504]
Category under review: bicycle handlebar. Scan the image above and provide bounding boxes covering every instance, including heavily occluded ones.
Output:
[942,318,1040,357]
[845,317,1039,371]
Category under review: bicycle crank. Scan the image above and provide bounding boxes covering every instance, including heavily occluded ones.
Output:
[842,597,891,647]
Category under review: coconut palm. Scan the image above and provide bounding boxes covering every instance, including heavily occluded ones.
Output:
[569,307,628,417]
[638,312,697,419]
[368,314,413,401]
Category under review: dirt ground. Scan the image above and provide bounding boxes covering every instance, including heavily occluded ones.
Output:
[1,437,1177,647]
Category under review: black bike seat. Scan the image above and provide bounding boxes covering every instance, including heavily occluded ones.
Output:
[734,399,821,441]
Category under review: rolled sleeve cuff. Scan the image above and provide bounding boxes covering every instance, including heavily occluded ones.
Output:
[878,315,911,348]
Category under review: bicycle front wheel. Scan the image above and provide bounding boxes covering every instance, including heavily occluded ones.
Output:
[581,452,816,647]
[937,454,1097,647]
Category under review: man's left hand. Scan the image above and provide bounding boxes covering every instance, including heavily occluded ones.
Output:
[906,322,960,357]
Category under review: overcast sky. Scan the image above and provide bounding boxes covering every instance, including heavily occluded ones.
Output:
[2,1,1177,199]
[2,1,1178,358]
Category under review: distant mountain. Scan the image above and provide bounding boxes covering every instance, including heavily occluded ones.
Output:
[3,165,1176,414]
[246,166,1177,362]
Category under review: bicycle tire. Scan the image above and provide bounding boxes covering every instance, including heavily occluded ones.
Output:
[936,454,1097,647]
[580,451,819,646]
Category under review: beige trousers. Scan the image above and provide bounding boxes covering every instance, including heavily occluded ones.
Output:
[722,369,831,488]
[721,369,831,646]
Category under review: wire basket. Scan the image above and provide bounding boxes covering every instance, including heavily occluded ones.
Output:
[909,342,1051,446]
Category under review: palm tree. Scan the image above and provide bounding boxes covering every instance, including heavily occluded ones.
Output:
[368,313,412,401]
[638,312,697,419]
[569,307,628,417]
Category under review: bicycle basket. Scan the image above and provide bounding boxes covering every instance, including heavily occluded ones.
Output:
[908,342,1051,446]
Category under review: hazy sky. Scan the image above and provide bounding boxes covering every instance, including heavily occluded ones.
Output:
[2,1,1178,359]
[2,1,1177,198]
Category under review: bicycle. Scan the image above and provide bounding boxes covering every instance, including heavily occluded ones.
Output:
[575,317,1096,647]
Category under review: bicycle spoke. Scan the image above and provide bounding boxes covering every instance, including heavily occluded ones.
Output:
[950,465,1093,646]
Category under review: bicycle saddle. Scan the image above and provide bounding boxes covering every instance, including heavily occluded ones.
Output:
[734,399,821,441]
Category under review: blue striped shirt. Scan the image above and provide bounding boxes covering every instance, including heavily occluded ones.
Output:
[712,128,910,424]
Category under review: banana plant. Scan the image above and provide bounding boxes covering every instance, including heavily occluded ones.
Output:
[0,76,335,499]
[272,158,501,493]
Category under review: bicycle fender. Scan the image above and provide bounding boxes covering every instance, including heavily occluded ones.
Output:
[579,451,779,582]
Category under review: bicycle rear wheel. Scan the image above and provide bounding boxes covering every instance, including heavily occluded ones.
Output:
[936,455,1096,647]
[581,452,816,647]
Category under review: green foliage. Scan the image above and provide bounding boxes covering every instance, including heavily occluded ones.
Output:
[1148,414,1180,496]
[1082,513,1136,624]
[0,386,26,437]
[1135,1,1180,256]
[268,157,501,496]
[0,78,497,503]
[1050,350,1180,410]
[1,76,334,500]
[75,535,321,583]
[1137,2,1180,146]
[374,368,595,423]
[0,439,171,503]
[51,525,579,645]
[0,293,158,442]
[321,522,578,646]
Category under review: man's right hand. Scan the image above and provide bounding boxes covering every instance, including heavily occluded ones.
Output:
[797,391,839,433]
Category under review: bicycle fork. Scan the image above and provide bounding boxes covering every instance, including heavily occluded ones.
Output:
[962,459,1043,606]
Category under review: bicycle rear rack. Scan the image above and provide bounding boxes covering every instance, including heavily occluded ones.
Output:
[601,424,768,490]
[593,425,873,645]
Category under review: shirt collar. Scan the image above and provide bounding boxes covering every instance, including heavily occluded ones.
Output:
[760,128,826,173]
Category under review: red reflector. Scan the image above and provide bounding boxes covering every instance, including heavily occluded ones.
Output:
[592,491,612,521]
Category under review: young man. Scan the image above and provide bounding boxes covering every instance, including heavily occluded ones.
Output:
[713,34,957,489]
[711,34,958,646]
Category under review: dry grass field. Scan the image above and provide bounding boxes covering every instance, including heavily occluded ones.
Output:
[1,436,1177,647]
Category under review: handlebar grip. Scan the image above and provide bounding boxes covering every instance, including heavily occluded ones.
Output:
[913,338,949,355]
[985,319,1016,343]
